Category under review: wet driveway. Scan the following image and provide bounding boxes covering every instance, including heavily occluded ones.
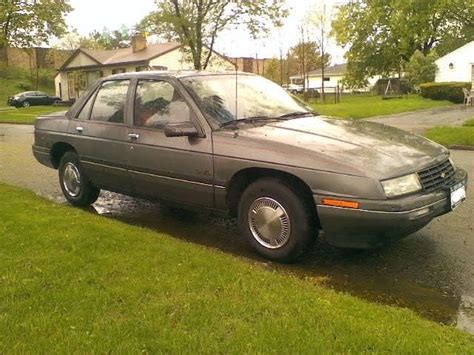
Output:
[1,123,473,333]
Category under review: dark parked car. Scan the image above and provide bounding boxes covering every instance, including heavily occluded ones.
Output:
[32,72,468,262]
[7,91,59,108]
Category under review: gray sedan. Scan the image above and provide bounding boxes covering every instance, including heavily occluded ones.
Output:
[32,71,468,262]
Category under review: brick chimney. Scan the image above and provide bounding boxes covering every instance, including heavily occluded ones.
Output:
[132,33,147,53]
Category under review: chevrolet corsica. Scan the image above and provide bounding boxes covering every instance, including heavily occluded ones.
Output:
[32,72,468,262]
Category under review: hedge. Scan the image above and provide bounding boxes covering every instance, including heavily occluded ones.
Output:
[419,82,472,103]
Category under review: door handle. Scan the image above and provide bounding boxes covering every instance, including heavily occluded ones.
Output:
[128,133,140,140]
[76,126,84,132]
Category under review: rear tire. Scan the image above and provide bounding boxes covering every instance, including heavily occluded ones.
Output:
[238,177,317,263]
[58,151,100,207]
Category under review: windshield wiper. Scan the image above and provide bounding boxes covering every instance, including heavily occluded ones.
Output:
[278,111,315,119]
[219,116,274,128]
[219,113,313,129]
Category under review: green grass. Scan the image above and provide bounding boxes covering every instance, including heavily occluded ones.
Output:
[0,74,54,105]
[0,183,473,353]
[425,126,474,147]
[0,106,66,124]
[310,94,453,119]
[463,118,474,127]
[0,69,62,124]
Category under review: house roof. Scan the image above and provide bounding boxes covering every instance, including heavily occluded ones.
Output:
[434,41,474,64]
[60,42,182,71]
[289,63,347,79]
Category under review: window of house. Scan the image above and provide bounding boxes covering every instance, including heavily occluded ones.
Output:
[150,65,168,71]
[90,80,130,123]
[323,77,330,82]
[134,80,190,129]
[135,66,149,72]
[77,72,88,89]
[67,73,75,99]
[112,68,126,75]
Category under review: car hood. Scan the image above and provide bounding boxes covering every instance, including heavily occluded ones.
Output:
[213,116,449,179]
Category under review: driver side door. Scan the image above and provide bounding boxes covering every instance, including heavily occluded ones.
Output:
[127,78,214,208]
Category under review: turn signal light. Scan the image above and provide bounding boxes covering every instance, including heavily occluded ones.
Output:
[322,198,360,209]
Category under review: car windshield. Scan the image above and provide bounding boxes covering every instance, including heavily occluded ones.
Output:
[181,74,312,126]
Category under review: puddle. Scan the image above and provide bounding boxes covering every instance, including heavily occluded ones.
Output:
[88,191,474,334]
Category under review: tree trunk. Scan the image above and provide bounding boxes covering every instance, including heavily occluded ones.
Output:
[321,27,325,102]
[0,45,8,66]
[279,48,283,85]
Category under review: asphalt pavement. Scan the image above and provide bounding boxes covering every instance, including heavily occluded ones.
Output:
[0,123,473,334]
[368,105,474,135]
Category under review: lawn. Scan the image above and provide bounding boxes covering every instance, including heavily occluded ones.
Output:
[310,94,453,119]
[463,118,474,127]
[0,106,67,124]
[0,183,473,353]
[425,118,474,147]
[0,68,62,124]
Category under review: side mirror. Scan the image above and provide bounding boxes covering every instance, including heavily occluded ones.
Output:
[164,121,199,138]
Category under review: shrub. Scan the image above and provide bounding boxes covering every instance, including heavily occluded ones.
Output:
[419,82,472,103]
[16,81,34,91]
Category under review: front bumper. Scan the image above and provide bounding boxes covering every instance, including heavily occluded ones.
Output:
[316,168,468,248]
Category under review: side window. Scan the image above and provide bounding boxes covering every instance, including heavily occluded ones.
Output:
[76,91,96,120]
[90,80,130,123]
[134,80,190,129]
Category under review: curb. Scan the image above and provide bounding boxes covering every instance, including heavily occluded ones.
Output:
[448,145,474,151]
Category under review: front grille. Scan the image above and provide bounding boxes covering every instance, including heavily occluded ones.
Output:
[418,159,456,192]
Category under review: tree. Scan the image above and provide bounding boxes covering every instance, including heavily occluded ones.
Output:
[287,41,330,85]
[332,0,474,81]
[306,2,333,101]
[0,0,72,64]
[53,29,82,51]
[82,26,131,50]
[139,0,288,70]
[404,50,438,88]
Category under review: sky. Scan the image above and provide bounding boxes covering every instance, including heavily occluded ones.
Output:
[66,0,347,64]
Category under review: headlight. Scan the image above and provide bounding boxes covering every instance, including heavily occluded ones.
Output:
[381,173,422,198]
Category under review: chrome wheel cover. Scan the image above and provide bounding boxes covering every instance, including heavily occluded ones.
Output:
[248,197,291,249]
[62,162,81,197]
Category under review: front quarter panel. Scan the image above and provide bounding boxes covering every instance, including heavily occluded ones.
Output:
[212,131,385,211]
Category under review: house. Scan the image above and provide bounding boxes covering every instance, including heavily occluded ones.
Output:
[435,41,474,84]
[55,34,235,101]
[289,63,347,92]
[289,63,379,92]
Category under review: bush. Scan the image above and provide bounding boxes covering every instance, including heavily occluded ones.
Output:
[419,82,472,103]
[16,81,34,91]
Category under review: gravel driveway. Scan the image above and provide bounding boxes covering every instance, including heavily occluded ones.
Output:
[1,123,473,334]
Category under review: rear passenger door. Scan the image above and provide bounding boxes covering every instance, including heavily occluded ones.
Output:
[68,79,133,193]
[126,78,214,207]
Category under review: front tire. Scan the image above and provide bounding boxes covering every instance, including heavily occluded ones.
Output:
[238,177,317,263]
[58,151,100,207]
[22,101,31,108]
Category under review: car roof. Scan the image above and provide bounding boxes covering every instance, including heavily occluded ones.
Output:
[105,70,256,80]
